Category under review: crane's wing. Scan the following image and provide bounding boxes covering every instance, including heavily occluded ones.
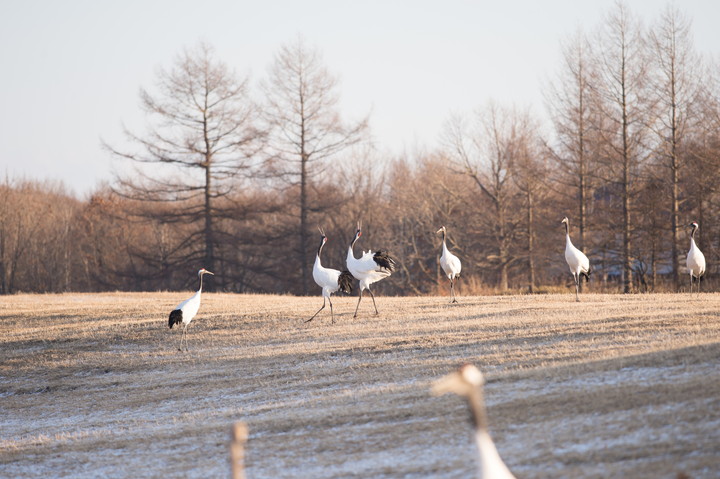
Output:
[351,250,396,274]
[373,250,397,272]
[338,270,354,294]
[173,296,191,311]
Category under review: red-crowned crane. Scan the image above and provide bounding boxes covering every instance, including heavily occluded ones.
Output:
[168,268,214,351]
[432,364,517,479]
[346,221,396,318]
[561,217,590,302]
[686,222,706,293]
[306,227,354,324]
[437,226,462,303]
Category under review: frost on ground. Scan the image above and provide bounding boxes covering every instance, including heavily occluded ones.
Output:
[0,293,719,478]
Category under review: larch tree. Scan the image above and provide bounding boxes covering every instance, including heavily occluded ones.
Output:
[649,5,703,290]
[106,42,264,290]
[510,110,548,293]
[262,37,367,295]
[683,74,720,276]
[546,29,599,279]
[591,1,653,293]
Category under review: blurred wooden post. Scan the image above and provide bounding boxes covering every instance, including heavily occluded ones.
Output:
[230,421,248,479]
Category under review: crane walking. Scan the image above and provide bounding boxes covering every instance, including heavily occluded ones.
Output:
[169,268,214,351]
[437,226,462,303]
[306,227,353,324]
[561,217,590,302]
[686,222,706,294]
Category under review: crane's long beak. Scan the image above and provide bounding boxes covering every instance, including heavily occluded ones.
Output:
[431,371,466,396]
[205,270,215,275]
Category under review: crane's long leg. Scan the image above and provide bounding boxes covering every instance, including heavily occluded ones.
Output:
[691,274,702,295]
[180,324,189,351]
[329,296,335,324]
[354,290,364,318]
[368,287,379,315]
[306,297,326,323]
[574,273,580,302]
[450,278,458,304]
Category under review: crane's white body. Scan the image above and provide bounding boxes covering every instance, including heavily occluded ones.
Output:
[438,226,462,303]
[307,233,352,323]
[314,254,344,298]
[440,242,462,281]
[169,268,213,351]
[687,222,706,293]
[173,290,202,326]
[432,364,516,479]
[564,235,590,279]
[562,217,590,302]
[346,225,395,317]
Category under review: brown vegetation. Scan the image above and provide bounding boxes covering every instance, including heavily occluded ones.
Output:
[1,292,719,477]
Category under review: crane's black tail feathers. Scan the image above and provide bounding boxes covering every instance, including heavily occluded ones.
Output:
[373,250,397,272]
[169,309,183,329]
[338,270,354,294]
[580,266,591,283]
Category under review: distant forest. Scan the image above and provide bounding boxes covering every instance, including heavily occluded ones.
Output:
[2,3,719,295]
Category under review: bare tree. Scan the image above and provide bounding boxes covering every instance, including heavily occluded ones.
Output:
[443,104,523,291]
[511,111,549,293]
[106,42,264,289]
[0,179,84,293]
[684,77,720,281]
[382,152,470,294]
[633,176,669,290]
[0,180,48,292]
[262,36,368,294]
[546,29,600,272]
[591,1,653,293]
[649,5,703,289]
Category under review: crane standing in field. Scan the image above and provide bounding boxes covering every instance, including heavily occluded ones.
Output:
[169,268,214,351]
[346,221,397,318]
[686,221,706,293]
[432,364,517,479]
[306,227,354,324]
[561,217,591,302]
[437,226,462,303]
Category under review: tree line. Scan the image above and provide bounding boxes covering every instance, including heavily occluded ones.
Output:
[2,3,719,295]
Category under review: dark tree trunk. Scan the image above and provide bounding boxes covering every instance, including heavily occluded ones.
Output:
[527,191,535,293]
[300,150,309,295]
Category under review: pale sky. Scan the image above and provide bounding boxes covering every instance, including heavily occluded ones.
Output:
[1,0,718,195]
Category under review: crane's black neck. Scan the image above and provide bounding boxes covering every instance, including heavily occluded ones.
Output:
[198,273,204,292]
[350,231,361,249]
[691,224,698,239]
[440,229,447,244]
[564,221,569,236]
[317,236,326,257]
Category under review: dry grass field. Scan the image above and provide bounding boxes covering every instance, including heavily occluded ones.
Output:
[1,292,719,478]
